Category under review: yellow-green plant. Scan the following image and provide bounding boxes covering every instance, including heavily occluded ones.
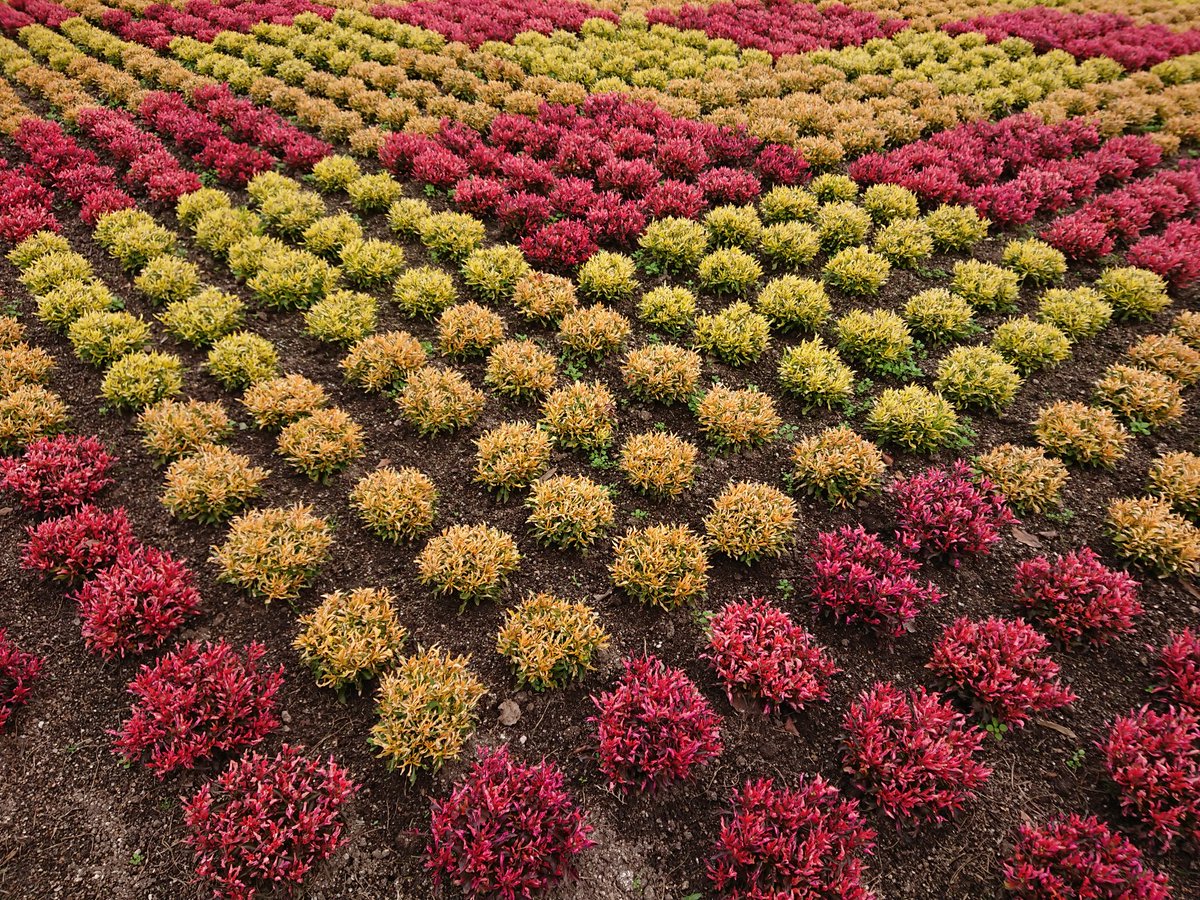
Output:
[1002,238,1066,285]
[437,302,506,358]
[247,250,339,310]
[1033,401,1129,467]
[705,205,764,250]
[1093,363,1184,431]
[206,332,279,389]
[790,426,886,508]
[0,344,54,393]
[36,279,114,332]
[777,338,855,412]
[350,466,438,541]
[862,184,919,223]
[21,251,93,298]
[393,266,457,320]
[417,523,521,607]
[101,351,184,411]
[760,186,818,223]
[418,211,486,262]
[1106,496,1200,577]
[974,444,1069,516]
[473,421,552,500]
[540,380,617,451]
[698,247,763,296]
[347,172,402,212]
[387,198,433,236]
[637,285,697,335]
[175,189,230,230]
[341,330,426,392]
[558,305,631,360]
[822,246,891,295]
[526,474,616,550]
[866,386,965,454]
[992,317,1071,374]
[397,365,486,436]
[816,202,871,253]
[609,523,709,610]
[811,174,858,203]
[1037,287,1112,340]
[760,221,821,269]
[621,344,701,405]
[61,310,146,367]
[755,275,830,333]
[310,154,362,191]
[133,255,200,306]
[137,398,231,463]
[951,260,1020,311]
[903,288,977,345]
[638,217,709,273]
[873,218,933,267]
[339,238,406,289]
[277,407,364,482]
[1149,451,1200,521]
[619,431,698,498]
[194,208,261,259]
[1126,333,1200,386]
[934,345,1022,412]
[212,503,333,603]
[512,272,577,323]
[7,230,71,270]
[0,386,68,452]
[162,444,269,523]
[93,209,175,272]
[370,648,486,780]
[484,339,557,400]
[696,385,781,452]
[159,289,246,347]
[835,308,916,377]
[925,205,989,252]
[302,212,363,258]
[304,289,377,345]
[694,302,771,365]
[295,587,407,697]
[461,245,531,302]
[577,251,638,302]
[704,480,797,564]
[1096,267,1171,321]
[497,592,609,691]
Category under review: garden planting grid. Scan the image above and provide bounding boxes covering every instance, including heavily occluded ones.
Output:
[0,0,1198,898]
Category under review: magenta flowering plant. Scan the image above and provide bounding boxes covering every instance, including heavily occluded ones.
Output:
[0,628,42,732]
[0,434,116,514]
[21,505,138,584]
[1153,628,1200,710]
[1013,548,1142,647]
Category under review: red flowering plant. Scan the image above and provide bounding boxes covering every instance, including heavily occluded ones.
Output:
[698,167,762,205]
[707,776,877,900]
[521,220,598,270]
[497,190,553,236]
[756,143,810,186]
[1002,813,1172,900]
[114,640,283,777]
[1152,629,1200,710]
[426,745,593,899]
[808,525,943,637]
[454,177,506,216]
[0,628,42,732]
[705,597,838,715]
[183,744,357,900]
[1127,219,1200,288]
[589,654,722,793]
[74,544,202,660]
[0,162,58,243]
[890,462,1018,566]
[927,616,1076,729]
[378,132,440,178]
[1012,548,1142,647]
[841,682,992,827]
[585,195,646,247]
[21,505,138,584]
[0,435,116,514]
[370,0,615,47]
[1100,705,1200,850]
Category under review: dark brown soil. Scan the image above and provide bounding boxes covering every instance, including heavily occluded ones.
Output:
[0,97,1198,900]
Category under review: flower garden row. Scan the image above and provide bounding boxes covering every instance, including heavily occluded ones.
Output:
[0,1,1198,898]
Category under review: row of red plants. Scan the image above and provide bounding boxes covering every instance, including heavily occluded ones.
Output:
[1126,217,1200,288]
[848,113,1163,225]
[0,159,60,244]
[370,0,616,48]
[0,0,73,33]
[1040,164,1200,260]
[644,0,906,59]
[943,9,1200,71]
[100,0,333,50]
[381,93,807,263]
